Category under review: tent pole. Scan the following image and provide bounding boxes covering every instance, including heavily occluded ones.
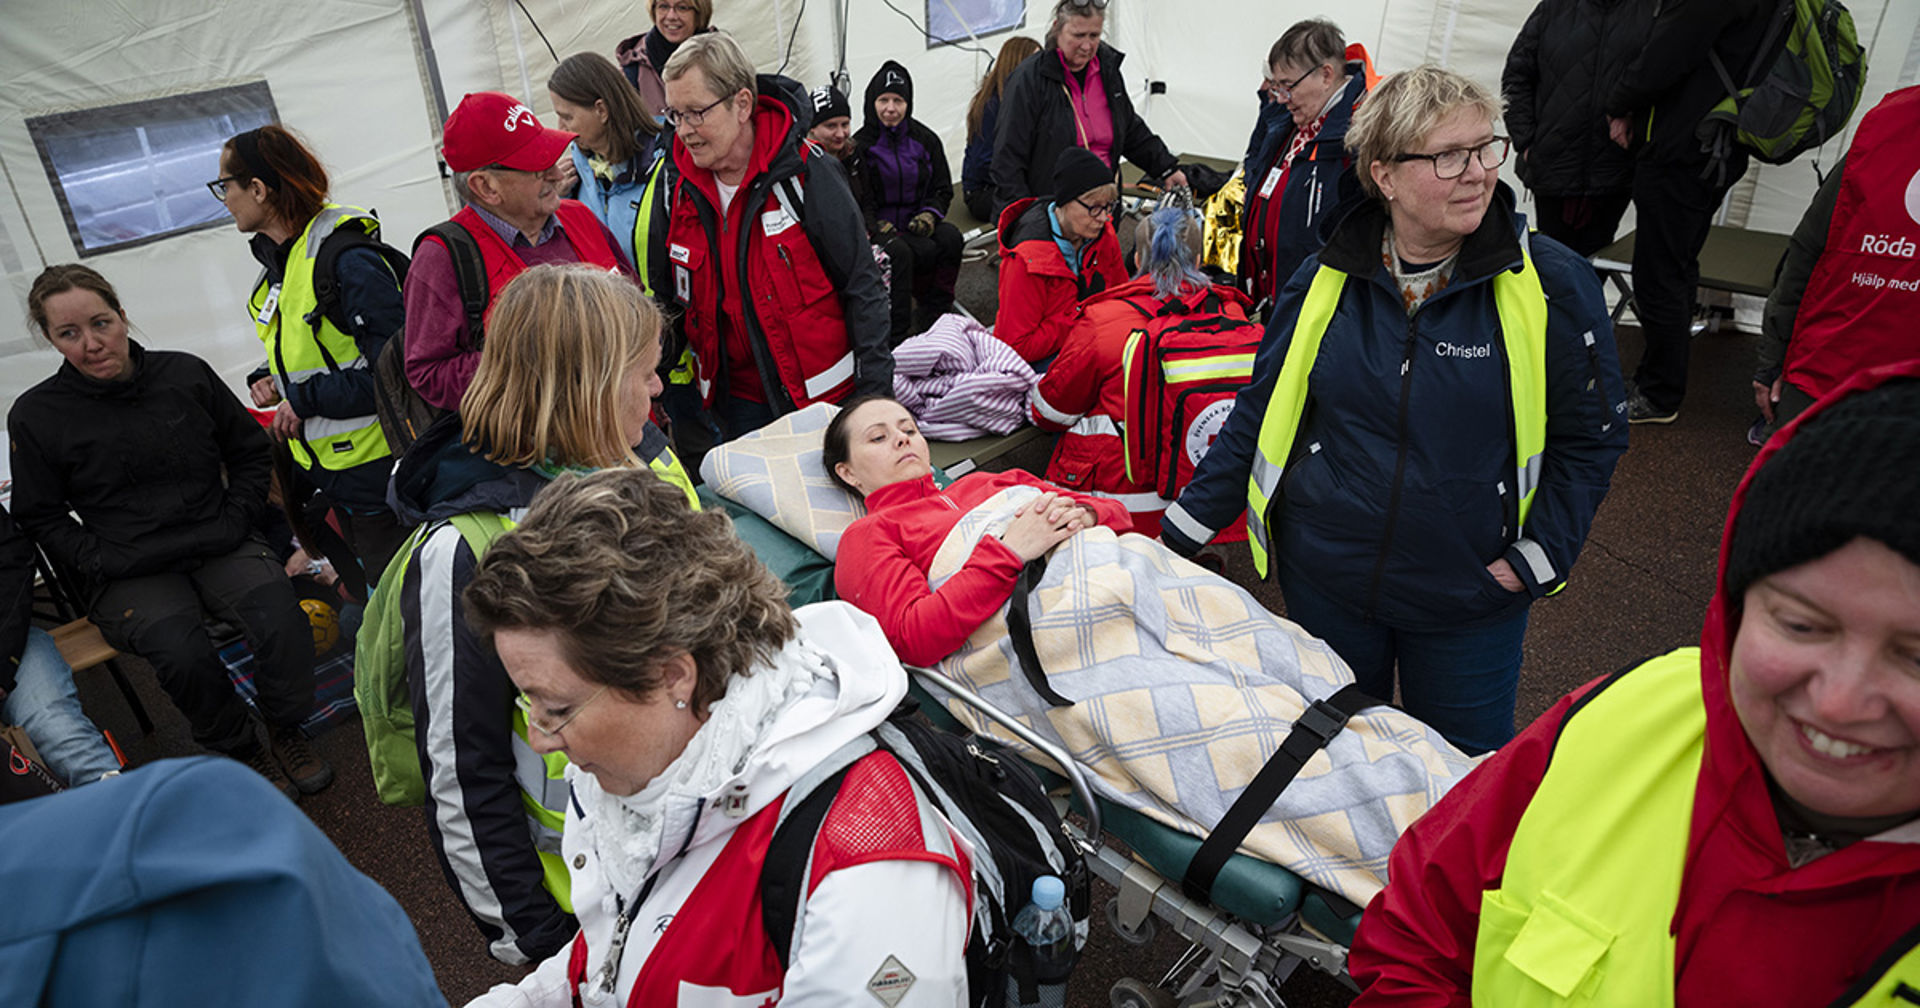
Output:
[406,0,451,128]
[506,1,536,103]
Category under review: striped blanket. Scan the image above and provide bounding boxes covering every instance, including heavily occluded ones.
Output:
[892,315,1037,439]
[925,486,1478,905]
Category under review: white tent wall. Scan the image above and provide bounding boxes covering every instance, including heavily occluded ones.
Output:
[0,0,446,449]
[4,0,1918,463]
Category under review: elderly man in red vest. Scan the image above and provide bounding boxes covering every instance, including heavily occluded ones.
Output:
[403,92,635,410]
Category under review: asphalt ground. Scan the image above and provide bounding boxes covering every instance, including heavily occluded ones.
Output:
[60,249,1763,1005]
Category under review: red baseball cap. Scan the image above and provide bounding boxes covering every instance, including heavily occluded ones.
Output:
[442,92,576,173]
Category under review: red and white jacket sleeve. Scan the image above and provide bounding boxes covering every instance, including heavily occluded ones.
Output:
[1028,312,1103,431]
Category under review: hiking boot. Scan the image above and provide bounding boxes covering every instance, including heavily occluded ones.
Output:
[235,741,300,801]
[270,726,335,795]
[1626,388,1679,425]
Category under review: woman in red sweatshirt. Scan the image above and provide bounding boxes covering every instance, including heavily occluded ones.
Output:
[825,395,1130,666]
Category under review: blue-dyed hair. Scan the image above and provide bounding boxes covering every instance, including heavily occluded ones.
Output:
[1141,206,1209,299]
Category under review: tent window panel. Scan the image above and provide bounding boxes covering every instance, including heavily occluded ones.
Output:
[926,0,1025,47]
[26,82,277,257]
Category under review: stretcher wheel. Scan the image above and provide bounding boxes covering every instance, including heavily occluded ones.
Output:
[1110,978,1177,1008]
[1104,897,1157,945]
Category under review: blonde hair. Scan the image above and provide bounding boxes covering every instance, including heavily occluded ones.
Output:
[661,30,755,104]
[460,265,660,469]
[1346,65,1501,199]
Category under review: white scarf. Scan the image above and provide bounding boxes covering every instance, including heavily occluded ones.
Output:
[578,638,829,904]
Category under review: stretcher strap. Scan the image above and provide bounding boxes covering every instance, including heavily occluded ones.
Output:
[1181,683,1377,903]
[1006,556,1074,707]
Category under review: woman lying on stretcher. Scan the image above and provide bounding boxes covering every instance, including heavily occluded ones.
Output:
[825,395,1133,667]
[821,394,1478,908]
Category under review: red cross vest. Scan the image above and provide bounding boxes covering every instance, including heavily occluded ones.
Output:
[436,200,626,329]
[562,751,968,1006]
[1786,85,1920,399]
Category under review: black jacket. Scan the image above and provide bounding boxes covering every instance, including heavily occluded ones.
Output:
[852,62,955,232]
[990,42,1178,216]
[0,506,35,694]
[1604,0,1771,167]
[1503,0,1653,196]
[7,343,272,597]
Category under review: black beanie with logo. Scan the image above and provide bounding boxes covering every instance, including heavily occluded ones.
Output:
[809,85,850,123]
[1724,377,1920,604]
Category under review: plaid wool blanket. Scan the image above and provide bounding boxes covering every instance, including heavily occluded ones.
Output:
[925,485,1479,905]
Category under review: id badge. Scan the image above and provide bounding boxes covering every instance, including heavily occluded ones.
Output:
[675,264,691,304]
[255,283,281,324]
[761,208,797,236]
[1258,167,1282,199]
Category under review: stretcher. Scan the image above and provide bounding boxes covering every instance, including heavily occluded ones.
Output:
[907,664,1361,1008]
[698,413,1367,1007]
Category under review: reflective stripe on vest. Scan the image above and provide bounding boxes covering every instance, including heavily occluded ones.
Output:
[249,203,393,473]
[1472,649,1700,1005]
[632,157,665,299]
[1242,251,1547,578]
[639,427,700,511]
[444,510,574,912]
[510,705,575,913]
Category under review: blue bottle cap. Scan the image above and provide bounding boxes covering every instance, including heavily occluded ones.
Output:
[1031,875,1065,910]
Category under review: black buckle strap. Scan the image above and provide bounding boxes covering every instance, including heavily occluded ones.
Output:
[1180,683,1379,903]
[1006,555,1074,707]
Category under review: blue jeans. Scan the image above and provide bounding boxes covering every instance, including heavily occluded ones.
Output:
[4,628,120,785]
[1279,570,1528,755]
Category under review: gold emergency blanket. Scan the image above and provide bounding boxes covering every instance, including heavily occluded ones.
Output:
[926,486,1478,905]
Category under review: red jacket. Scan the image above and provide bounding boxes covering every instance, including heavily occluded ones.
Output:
[993,198,1127,363]
[666,93,891,411]
[836,470,1132,667]
[1349,363,1920,1007]
[1785,86,1920,400]
[1029,278,1252,535]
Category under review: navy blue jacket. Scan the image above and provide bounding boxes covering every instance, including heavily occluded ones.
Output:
[1165,186,1628,630]
[1239,69,1366,306]
[962,93,1002,197]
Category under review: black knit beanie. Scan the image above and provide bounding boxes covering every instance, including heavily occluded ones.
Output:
[864,60,914,123]
[1052,147,1113,205]
[1724,378,1920,603]
[809,85,850,123]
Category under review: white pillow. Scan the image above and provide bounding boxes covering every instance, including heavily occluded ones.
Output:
[698,402,865,560]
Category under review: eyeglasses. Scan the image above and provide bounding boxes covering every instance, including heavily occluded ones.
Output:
[515,684,608,740]
[1265,64,1325,103]
[1391,136,1511,180]
[206,176,242,201]
[1073,196,1115,219]
[665,92,736,129]
[1064,0,1109,9]
[653,1,697,12]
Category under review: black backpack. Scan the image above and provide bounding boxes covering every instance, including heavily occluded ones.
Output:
[759,701,1088,1006]
[374,223,488,456]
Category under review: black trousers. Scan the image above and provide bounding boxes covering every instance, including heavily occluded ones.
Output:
[90,537,315,751]
[1533,192,1632,259]
[1627,154,1747,412]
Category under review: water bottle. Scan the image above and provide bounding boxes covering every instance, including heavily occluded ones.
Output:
[1005,875,1074,1008]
